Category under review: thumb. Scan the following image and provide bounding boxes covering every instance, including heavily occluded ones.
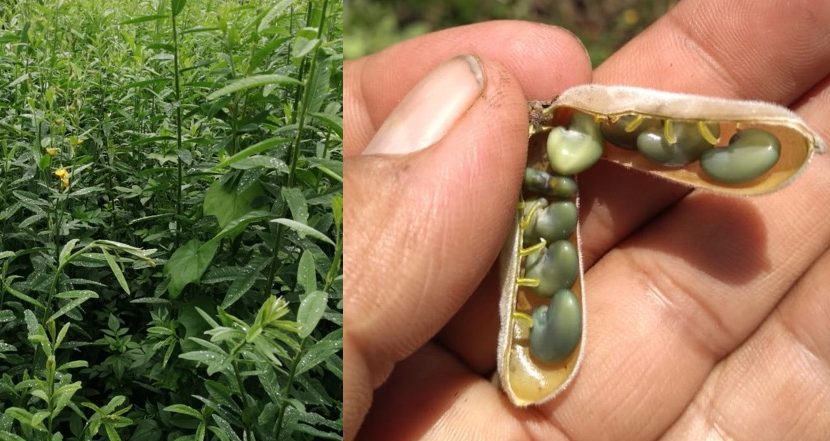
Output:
[344,55,528,439]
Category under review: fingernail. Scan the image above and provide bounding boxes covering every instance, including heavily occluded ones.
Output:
[363,54,485,155]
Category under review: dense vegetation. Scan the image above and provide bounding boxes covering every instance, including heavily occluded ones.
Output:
[0,0,343,440]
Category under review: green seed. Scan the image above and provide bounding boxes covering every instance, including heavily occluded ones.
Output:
[529,289,581,363]
[546,112,602,175]
[524,240,578,297]
[523,168,577,198]
[600,114,659,150]
[535,201,577,242]
[700,128,780,183]
[636,121,720,166]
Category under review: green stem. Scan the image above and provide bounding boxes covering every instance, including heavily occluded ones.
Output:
[274,337,307,440]
[324,220,342,293]
[263,0,330,295]
[45,353,55,438]
[170,0,184,247]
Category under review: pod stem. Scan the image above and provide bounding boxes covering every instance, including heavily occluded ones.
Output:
[529,100,555,136]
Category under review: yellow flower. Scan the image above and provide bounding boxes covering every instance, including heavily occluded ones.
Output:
[46,147,60,157]
[54,167,70,190]
[622,8,639,26]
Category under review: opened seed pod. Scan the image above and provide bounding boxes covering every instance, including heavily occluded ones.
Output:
[499,85,826,407]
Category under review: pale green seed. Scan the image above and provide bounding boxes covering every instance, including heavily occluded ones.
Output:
[529,289,581,363]
[700,128,780,183]
[523,168,577,198]
[524,240,578,297]
[636,121,720,166]
[546,112,603,175]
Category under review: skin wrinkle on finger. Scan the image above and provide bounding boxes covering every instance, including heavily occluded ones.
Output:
[344,60,376,156]
[359,343,570,441]
[660,245,830,440]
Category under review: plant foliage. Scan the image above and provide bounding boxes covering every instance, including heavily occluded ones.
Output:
[0,0,343,439]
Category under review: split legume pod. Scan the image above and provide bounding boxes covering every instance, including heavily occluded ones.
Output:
[499,85,825,407]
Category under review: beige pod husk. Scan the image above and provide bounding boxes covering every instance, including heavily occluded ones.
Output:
[497,196,586,406]
[552,85,827,195]
[498,85,826,407]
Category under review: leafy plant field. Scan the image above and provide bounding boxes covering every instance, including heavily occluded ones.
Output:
[0,0,343,440]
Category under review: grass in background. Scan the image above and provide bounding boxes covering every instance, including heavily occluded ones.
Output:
[345,0,678,66]
[0,0,343,439]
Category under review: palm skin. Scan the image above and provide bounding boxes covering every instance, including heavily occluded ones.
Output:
[344,1,830,440]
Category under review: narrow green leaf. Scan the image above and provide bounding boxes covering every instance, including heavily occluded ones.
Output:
[163,404,202,420]
[270,219,334,246]
[297,250,316,294]
[295,424,342,440]
[210,137,286,171]
[54,322,70,348]
[181,26,222,35]
[180,350,229,373]
[297,291,328,338]
[0,310,14,323]
[207,74,301,100]
[50,291,98,322]
[229,155,288,171]
[6,73,31,88]
[0,251,15,260]
[51,382,82,417]
[104,423,122,441]
[4,407,46,431]
[297,330,343,375]
[292,37,320,60]
[306,157,342,179]
[59,239,80,266]
[171,0,187,17]
[220,258,269,309]
[4,285,45,310]
[282,187,308,224]
[211,415,242,441]
[69,186,104,197]
[55,289,99,299]
[101,247,130,295]
[0,430,26,441]
[121,14,167,25]
[58,360,89,371]
[310,111,343,138]
[100,395,126,414]
[31,389,49,403]
[258,0,293,33]
[205,211,271,247]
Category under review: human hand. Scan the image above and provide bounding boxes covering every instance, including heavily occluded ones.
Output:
[344,1,830,440]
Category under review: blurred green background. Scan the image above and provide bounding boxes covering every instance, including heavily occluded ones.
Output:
[345,0,678,66]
